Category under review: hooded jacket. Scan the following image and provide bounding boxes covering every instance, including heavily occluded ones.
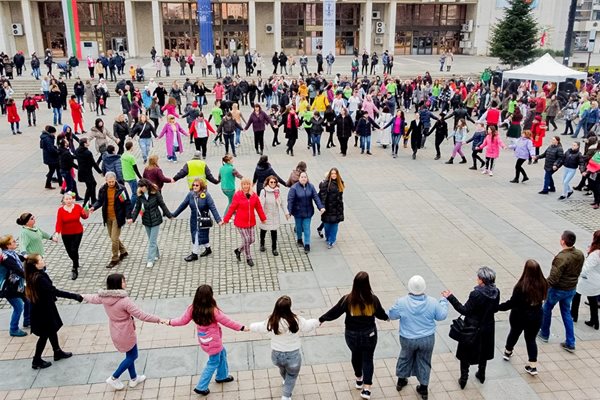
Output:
[388,294,448,339]
[40,131,59,165]
[102,153,124,182]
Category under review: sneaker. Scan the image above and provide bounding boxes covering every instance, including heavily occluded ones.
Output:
[119,252,129,260]
[199,248,212,257]
[215,375,234,383]
[537,333,549,343]
[317,228,324,238]
[247,259,254,267]
[272,249,279,256]
[560,342,576,353]
[129,375,146,388]
[184,253,198,262]
[9,329,27,337]
[524,365,538,376]
[488,171,494,177]
[360,389,371,399]
[503,350,513,361]
[106,376,125,390]
[481,169,488,175]
[327,243,333,249]
[234,248,242,261]
[193,388,210,396]
[145,262,154,268]
[355,380,363,389]
[296,239,304,247]
[558,195,566,200]
[304,244,310,254]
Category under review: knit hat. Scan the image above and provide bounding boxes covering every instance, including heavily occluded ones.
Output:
[408,275,426,295]
[193,151,202,159]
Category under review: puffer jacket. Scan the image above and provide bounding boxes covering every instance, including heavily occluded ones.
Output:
[287,182,324,219]
[101,153,123,182]
[223,190,267,228]
[170,306,244,356]
[259,186,286,231]
[83,289,160,352]
[131,191,172,227]
[561,148,585,171]
[319,179,344,224]
[40,131,59,165]
[538,144,564,172]
[548,247,585,291]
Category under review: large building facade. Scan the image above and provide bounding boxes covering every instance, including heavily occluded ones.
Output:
[0,0,578,60]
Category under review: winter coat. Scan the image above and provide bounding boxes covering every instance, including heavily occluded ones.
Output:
[83,289,160,352]
[89,126,118,153]
[92,183,131,227]
[447,285,500,364]
[170,306,243,356]
[477,135,505,159]
[7,103,19,123]
[244,110,273,132]
[547,247,585,291]
[158,122,187,155]
[29,271,81,337]
[58,147,77,172]
[336,114,354,139]
[40,131,59,165]
[172,190,221,241]
[509,137,535,160]
[319,179,344,224]
[287,182,324,219]
[113,121,129,142]
[355,117,380,137]
[75,145,101,182]
[538,144,564,172]
[223,190,267,228]
[576,250,600,297]
[259,186,286,231]
[407,120,424,151]
[252,163,286,195]
[143,166,171,191]
[282,112,300,140]
[102,153,123,182]
[0,251,25,299]
[561,148,586,171]
[131,191,172,227]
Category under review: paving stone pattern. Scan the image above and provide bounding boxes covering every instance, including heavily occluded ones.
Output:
[553,198,600,233]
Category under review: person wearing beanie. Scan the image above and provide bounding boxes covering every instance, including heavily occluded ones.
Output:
[388,275,448,400]
[40,125,62,189]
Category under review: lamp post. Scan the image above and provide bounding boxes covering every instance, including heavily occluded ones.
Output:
[563,0,578,66]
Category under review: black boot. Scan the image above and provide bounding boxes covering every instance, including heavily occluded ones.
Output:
[199,247,212,257]
[71,267,78,280]
[459,362,469,389]
[53,350,73,361]
[416,384,428,400]
[184,253,199,262]
[475,369,485,384]
[445,157,454,164]
[396,378,408,391]
[272,248,279,256]
[460,157,467,164]
[32,359,52,369]
[297,239,304,247]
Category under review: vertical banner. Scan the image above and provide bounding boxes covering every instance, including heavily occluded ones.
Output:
[322,0,336,56]
[61,0,81,58]
[197,0,215,54]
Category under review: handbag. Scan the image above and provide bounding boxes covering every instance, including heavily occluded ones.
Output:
[194,197,213,228]
[449,301,494,345]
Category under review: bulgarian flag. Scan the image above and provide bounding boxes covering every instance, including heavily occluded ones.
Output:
[118,191,127,203]
[83,203,90,213]
[587,152,600,173]
[139,204,145,217]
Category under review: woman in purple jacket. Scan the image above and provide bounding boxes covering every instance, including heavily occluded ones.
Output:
[508,130,535,184]
[244,104,273,155]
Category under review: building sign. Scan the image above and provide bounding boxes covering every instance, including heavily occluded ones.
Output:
[197,0,214,54]
[322,0,335,56]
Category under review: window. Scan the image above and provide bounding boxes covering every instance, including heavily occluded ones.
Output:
[574,31,590,51]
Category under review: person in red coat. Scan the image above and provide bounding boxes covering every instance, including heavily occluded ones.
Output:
[55,192,89,280]
[6,98,21,134]
[531,115,546,162]
[69,95,84,134]
[222,177,267,267]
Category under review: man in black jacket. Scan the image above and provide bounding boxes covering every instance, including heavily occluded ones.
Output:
[89,172,131,268]
[40,126,62,189]
[13,51,25,76]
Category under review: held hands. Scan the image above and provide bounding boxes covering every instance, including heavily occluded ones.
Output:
[319,208,326,214]
[552,166,558,171]
[441,290,452,298]
[159,319,170,326]
[126,219,133,225]
[52,233,59,243]
[242,326,250,332]
[285,213,290,220]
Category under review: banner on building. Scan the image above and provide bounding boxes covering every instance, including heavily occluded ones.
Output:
[61,0,81,58]
[322,0,336,56]
[197,0,215,55]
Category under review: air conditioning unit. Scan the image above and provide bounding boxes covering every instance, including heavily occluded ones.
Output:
[372,11,381,20]
[461,20,473,32]
[265,24,274,34]
[11,23,23,36]
[374,37,384,45]
[461,33,470,40]
[459,41,472,48]
[375,21,385,35]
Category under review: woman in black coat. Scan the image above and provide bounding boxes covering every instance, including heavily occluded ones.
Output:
[318,168,344,248]
[282,107,300,156]
[75,138,102,207]
[324,106,337,148]
[252,155,286,195]
[113,114,130,155]
[57,139,80,199]
[407,113,424,160]
[442,266,499,389]
[336,108,354,156]
[25,254,83,369]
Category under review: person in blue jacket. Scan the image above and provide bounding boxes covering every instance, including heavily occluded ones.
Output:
[287,172,324,254]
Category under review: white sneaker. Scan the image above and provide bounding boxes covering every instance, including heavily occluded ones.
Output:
[481,169,488,175]
[106,376,125,390]
[129,375,146,388]
[489,171,494,176]
[281,396,291,400]
[146,262,154,268]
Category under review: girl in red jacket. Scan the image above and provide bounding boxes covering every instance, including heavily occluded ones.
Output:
[222,177,267,267]
[7,98,21,134]
[531,115,546,163]
[55,192,89,280]
[69,95,84,134]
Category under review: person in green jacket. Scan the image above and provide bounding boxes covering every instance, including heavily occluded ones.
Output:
[218,155,243,214]
[300,109,314,149]
[17,212,57,256]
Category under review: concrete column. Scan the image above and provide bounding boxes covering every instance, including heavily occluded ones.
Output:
[123,0,137,57]
[0,3,14,55]
[364,1,373,54]
[387,0,396,55]
[20,0,36,55]
[274,0,281,52]
[248,0,256,50]
[151,0,163,55]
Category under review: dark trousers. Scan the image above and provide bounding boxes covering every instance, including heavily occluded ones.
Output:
[34,331,60,361]
[46,164,62,187]
[259,229,278,250]
[505,310,542,362]
[286,137,296,155]
[571,293,599,324]
[546,116,558,130]
[543,170,556,192]
[272,128,280,145]
[434,135,444,157]
[254,130,265,153]
[563,120,574,136]
[326,131,335,147]
[514,158,528,180]
[472,150,485,168]
[345,328,377,385]
[82,178,97,207]
[194,137,208,158]
[61,170,78,196]
[339,136,349,155]
[62,233,83,270]
[590,178,600,205]
[485,157,495,171]
[27,110,37,126]
[460,359,486,380]
[223,133,236,156]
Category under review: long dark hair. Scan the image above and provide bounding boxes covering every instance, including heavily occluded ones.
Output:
[267,296,299,335]
[107,273,125,290]
[346,271,375,316]
[589,230,600,255]
[191,285,218,326]
[514,259,548,305]
[24,254,42,304]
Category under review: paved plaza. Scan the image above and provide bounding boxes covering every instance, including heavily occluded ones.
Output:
[1,55,600,400]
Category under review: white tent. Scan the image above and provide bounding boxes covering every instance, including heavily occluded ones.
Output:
[502,53,587,82]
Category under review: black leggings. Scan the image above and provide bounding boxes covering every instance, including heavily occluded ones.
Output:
[254,130,265,153]
[62,233,83,269]
[82,179,97,208]
[546,116,558,130]
[272,128,280,145]
[34,331,60,361]
[571,293,599,324]
[259,229,278,250]
[339,136,349,155]
[326,131,335,147]
[485,157,495,171]
[194,137,208,158]
[505,311,542,362]
[287,137,296,154]
[472,150,485,168]
[514,158,528,180]
[435,135,444,157]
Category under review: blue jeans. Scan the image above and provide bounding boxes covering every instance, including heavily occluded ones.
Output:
[272,349,302,398]
[543,170,556,192]
[197,348,229,391]
[224,133,235,156]
[562,167,577,196]
[7,297,30,333]
[53,107,62,125]
[127,180,138,207]
[360,135,371,152]
[33,67,41,79]
[311,134,321,155]
[235,127,242,145]
[323,222,339,245]
[539,287,576,347]
[294,217,312,246]
[113,344,138,379]
[573,120,586,138]
[345,328,378,385]
[144,225,160,262]
[168,144,179,161]
[139,138,152,162]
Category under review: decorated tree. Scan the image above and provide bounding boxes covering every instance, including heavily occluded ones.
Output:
[489,0,539,67]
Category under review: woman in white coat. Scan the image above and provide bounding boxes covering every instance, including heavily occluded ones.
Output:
[377,106,392,149]
[259,175,288,256]
[571,230,600,329]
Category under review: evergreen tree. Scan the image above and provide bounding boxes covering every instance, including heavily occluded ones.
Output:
[489,0,539,67]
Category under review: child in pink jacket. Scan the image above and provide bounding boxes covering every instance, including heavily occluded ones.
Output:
[477,125,507,176]
[168,284,246,396]
[83,273,164,391]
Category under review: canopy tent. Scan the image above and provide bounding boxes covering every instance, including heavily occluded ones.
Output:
[502,53,587,82]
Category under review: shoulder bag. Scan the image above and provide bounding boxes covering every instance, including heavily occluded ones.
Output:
[194,196,213,229]
[449,300,494,345]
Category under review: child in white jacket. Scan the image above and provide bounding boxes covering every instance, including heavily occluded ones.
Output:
[250,296,319,400]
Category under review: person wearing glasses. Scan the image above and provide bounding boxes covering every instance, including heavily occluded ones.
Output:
[16,212,57,257]
[258,175,289,256]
